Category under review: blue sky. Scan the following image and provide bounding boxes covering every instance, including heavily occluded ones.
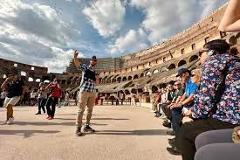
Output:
[0,0,227,73]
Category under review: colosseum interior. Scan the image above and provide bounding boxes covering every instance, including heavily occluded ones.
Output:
[0,3,239,106]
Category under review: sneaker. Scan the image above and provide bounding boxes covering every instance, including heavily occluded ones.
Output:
[159,114,166,119]
[48,117,53,120]
[167,130,175,136]
[7,117,14,125]
[75,126,83,136]
[169,138,176,146]
[167,146,181,155]
[35,112,41,115]
[163,120,171,128]
[1,120,8,125]
[83,124,95,133]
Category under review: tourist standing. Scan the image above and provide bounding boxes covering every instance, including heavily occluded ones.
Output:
[45,78,61,120]
[35,82,47,115]
[0,89,7,107]
[1,69,24,124]
[73,50,99,136]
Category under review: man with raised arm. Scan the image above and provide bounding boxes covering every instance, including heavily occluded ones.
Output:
[73,50,99,136]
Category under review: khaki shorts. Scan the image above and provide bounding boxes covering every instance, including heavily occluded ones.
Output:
[3,96,21,108]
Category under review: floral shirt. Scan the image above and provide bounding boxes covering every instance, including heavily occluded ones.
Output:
[191,54,240,125]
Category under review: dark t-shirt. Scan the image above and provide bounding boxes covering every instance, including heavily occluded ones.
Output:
[7,79,24,98]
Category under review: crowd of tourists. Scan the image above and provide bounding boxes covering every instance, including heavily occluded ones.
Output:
[150,1,240,159]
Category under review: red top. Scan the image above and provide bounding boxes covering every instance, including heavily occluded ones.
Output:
[49,83,61,98]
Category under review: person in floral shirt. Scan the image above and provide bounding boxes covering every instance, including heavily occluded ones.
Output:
[176,39,240,160]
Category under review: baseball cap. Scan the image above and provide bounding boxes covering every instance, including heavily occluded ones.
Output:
[176,68,190,77]
[92,56,97,61]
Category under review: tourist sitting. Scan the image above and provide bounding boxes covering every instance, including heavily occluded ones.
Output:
[182,69,201,124]
[175,39,240,160]
[162,81,184,128]
[167,68,198,154]
[158,84,175,118]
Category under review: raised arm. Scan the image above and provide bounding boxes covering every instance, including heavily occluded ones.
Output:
[73,50,81,68]
[218,0,240,32]
[1,77,11,90]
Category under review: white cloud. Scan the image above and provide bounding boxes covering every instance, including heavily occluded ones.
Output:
[0,0,82,73]
[110,28,149,55]
[83,0,126,37]
[130,0,227,43]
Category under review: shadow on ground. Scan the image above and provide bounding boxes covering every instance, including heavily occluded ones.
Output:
[14,121,108,126]
[0,130,60,138]
[95,129,169,136]
[92,118,129,121]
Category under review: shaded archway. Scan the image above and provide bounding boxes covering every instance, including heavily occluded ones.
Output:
[112,78,116,83]
[122,77,127,82]
[128,76,132,81]
[117,77,121,83]
[131,88,137,94]
[151,85,158,93]
[178,60,187,67]
[133,74,139,79]
[168,64,176,70]
[124,89,130,95]
[189,55,199,63]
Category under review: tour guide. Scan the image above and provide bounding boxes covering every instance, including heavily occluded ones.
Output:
[73,50,99,136]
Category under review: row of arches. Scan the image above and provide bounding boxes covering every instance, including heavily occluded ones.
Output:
[100,55,199,84]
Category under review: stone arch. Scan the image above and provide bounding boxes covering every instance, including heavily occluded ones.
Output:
[168,64,176,70]
[99,78,102,84]
[189,55,199,63]
[28,77,34,82]
[21,71,27,76]
[160,66,168,73]
[133,74,139,79]
[112,78,116,83]
[145,71,152,77]
[124,89,130,95]
[178,60,187,67]
[131,88,137,94]
[117,77,121,83]
[152,69,159,75]
[128,76,132,81]
[102,76,108,84]
[35,78,41,82]
[122,77,127,82]
[152,85,158,93]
